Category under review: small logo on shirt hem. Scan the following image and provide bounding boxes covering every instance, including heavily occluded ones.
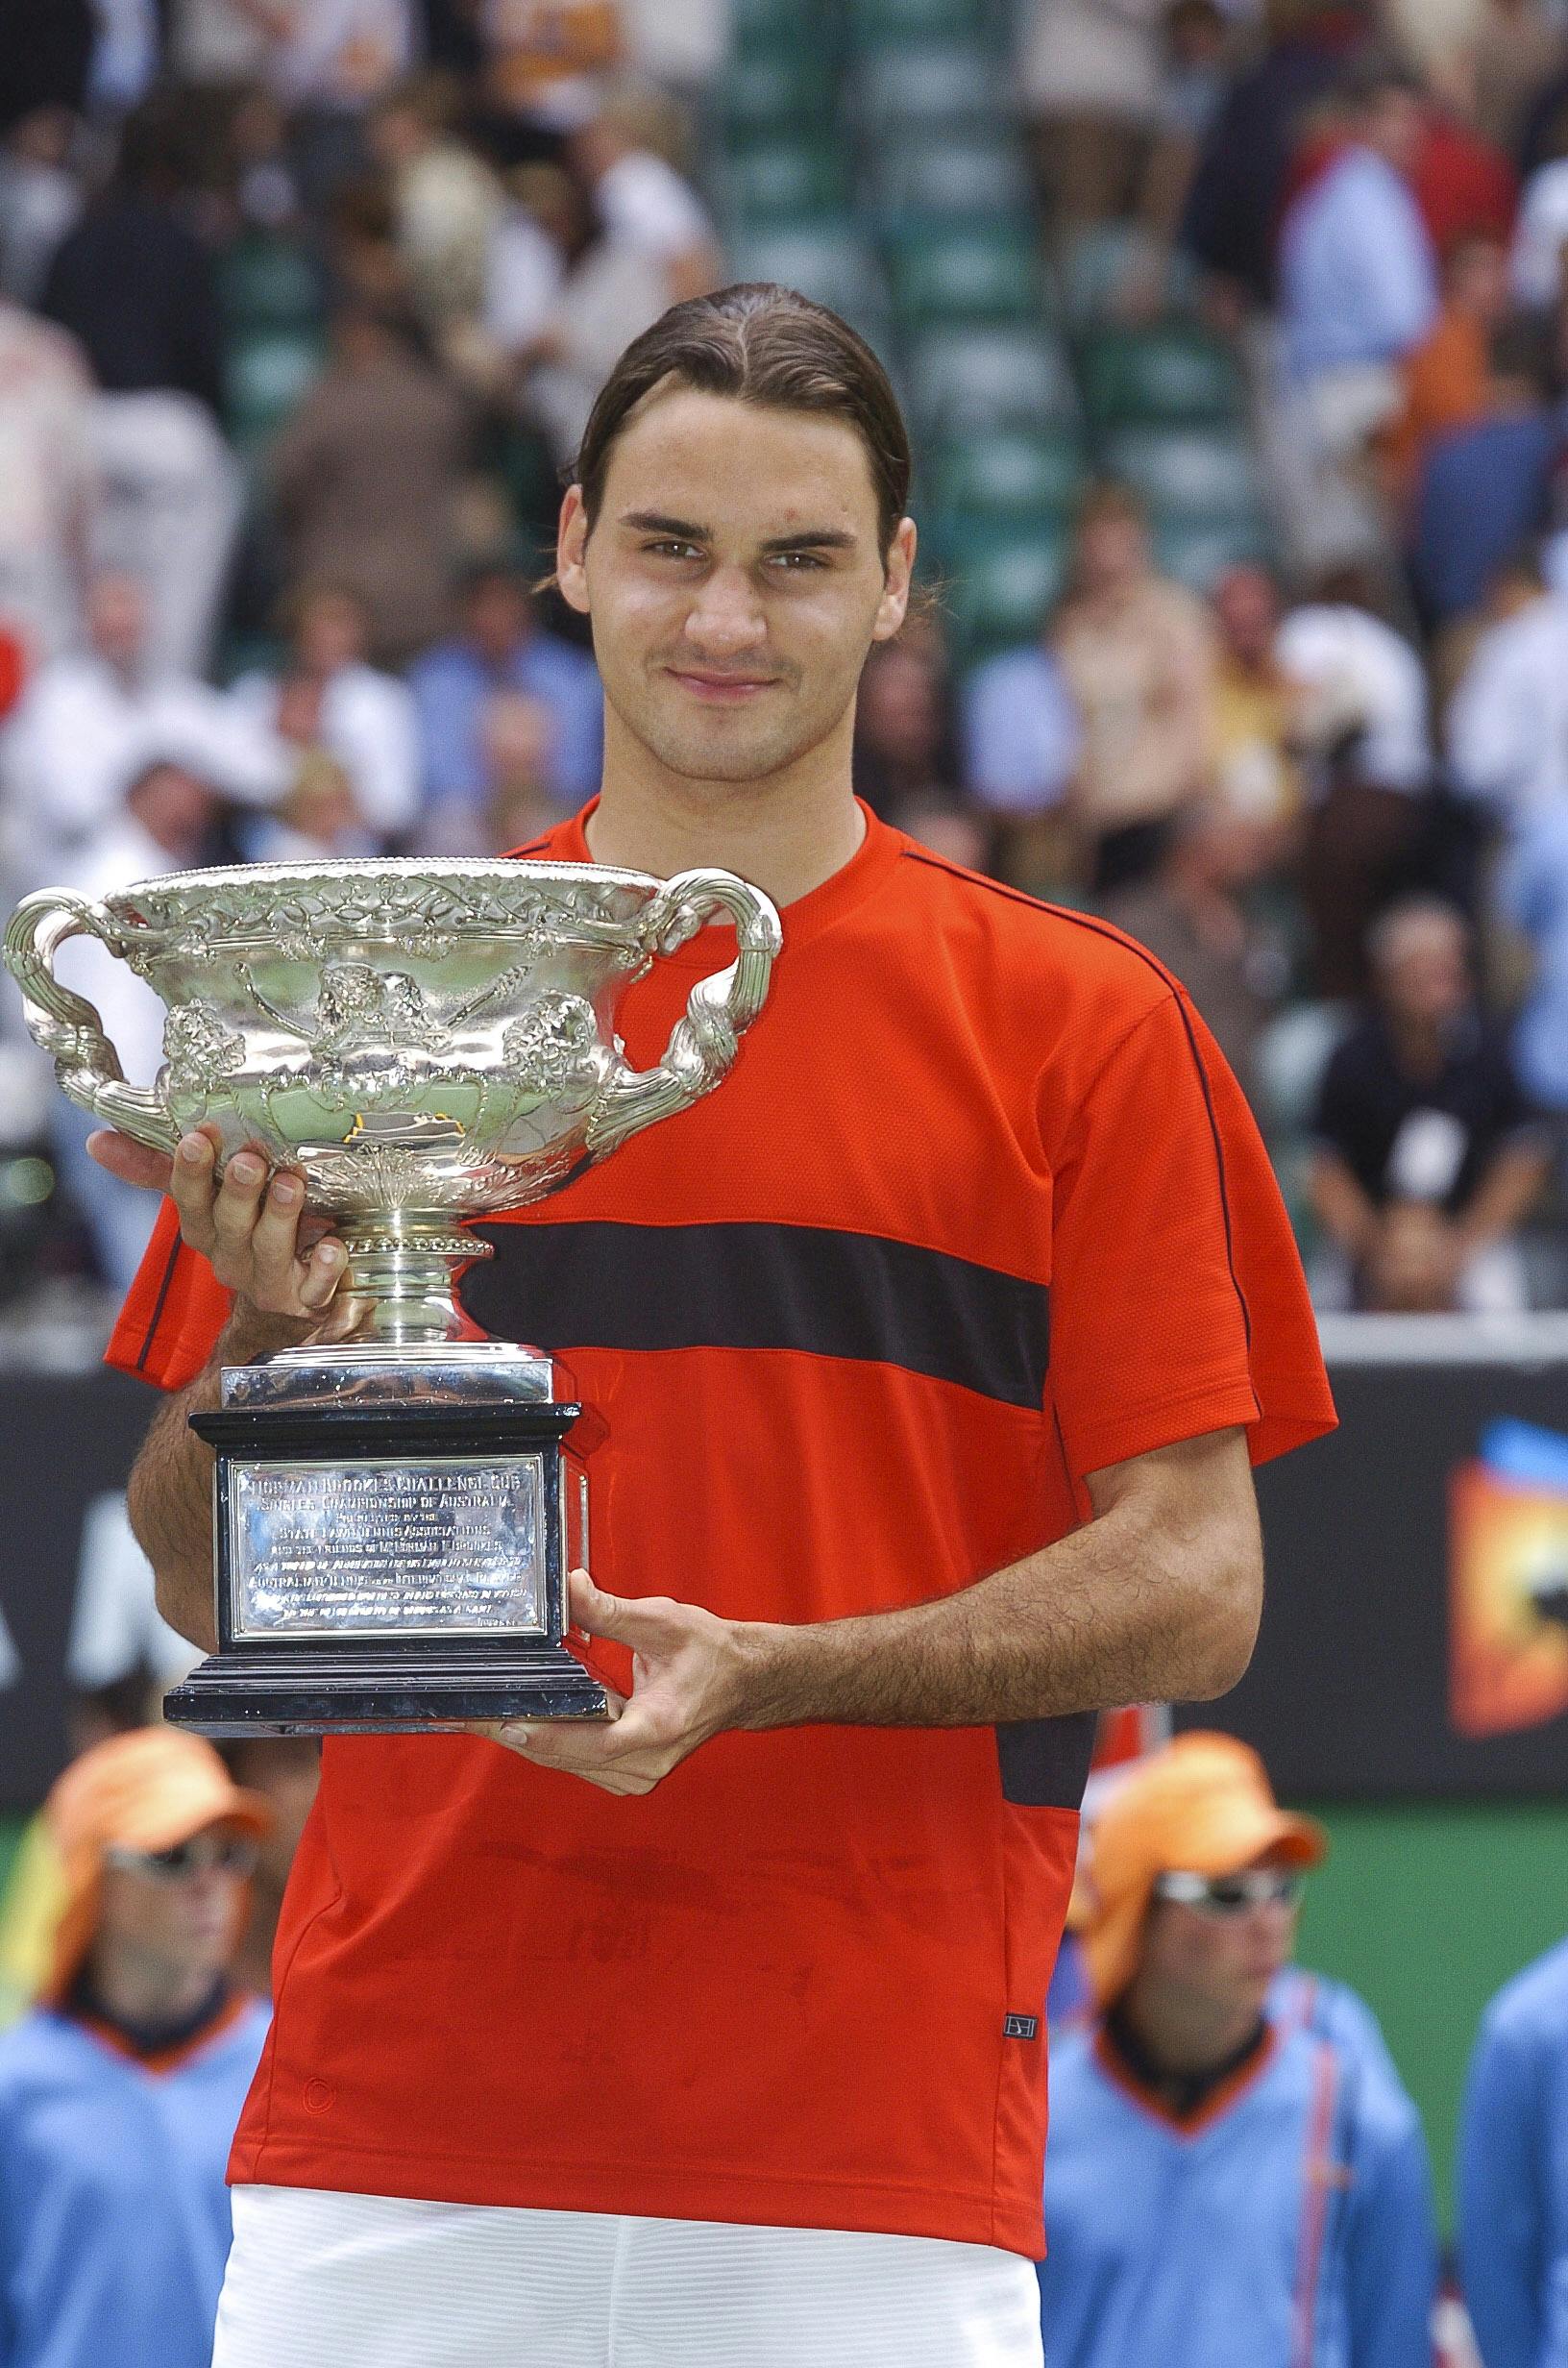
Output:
[1002,2012,1040,2041]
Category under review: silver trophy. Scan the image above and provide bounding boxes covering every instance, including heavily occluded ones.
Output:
[5,858,781,1734]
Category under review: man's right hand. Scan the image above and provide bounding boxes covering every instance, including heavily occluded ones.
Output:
[88,1121,353,1324]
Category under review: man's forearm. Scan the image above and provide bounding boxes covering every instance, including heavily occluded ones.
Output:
[731,1472,1262,1732]
[126,1303,313,1652]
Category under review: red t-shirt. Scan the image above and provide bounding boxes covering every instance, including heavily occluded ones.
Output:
[109,805,1335,2257]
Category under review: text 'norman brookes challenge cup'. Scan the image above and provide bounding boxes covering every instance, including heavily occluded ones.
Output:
[5,857,781,1735]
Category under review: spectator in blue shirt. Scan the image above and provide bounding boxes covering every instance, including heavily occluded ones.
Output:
[1409,327,1556,627]
[0,1727,273,2368]
[407,557,602,820]
[1280,64,1438,388]
[1500,802,1568,1112]
[959,636,1082,821]
[1041,1734,1438,2368]
[1457,1935,1568,2368]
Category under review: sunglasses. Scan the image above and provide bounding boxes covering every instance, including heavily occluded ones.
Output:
[1153,1869,1304,1915]
[104,1835,258,1882]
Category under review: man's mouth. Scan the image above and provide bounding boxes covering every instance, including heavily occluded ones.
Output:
[663,667,779,703]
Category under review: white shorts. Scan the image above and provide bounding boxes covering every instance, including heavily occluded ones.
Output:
[211,2185,1044,2368]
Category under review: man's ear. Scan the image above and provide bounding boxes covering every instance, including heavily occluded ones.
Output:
[557,485,591,615]
[871,517,918,644]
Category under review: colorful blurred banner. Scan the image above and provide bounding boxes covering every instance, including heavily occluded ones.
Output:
[1451,1421,1568,1738]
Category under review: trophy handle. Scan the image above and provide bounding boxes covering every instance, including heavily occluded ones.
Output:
[3,887,180,1154]
[585,867,782,1161]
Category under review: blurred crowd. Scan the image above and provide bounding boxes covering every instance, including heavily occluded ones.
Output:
[0,0,1565,1321]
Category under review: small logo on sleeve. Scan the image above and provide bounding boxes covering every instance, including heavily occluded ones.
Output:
[1003,2012,1040,2041]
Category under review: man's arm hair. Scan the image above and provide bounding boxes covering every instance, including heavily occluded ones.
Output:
[126,1304,315,1655]
[734,1425,1262,1731]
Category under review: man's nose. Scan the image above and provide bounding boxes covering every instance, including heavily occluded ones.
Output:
[682,567,767,654]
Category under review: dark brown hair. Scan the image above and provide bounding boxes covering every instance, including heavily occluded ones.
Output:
[573,284,913,555]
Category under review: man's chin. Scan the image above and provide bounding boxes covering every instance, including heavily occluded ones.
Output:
[640,721,808,787]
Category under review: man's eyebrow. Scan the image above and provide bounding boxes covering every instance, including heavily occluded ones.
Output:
[757,528,858,555]
[619,510,858,555]
[621,510,710,540]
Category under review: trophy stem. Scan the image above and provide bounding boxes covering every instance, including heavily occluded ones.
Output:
[336,1221,493,1346]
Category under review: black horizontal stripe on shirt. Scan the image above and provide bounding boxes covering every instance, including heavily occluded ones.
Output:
[995,1713,1096,1811]
[462,1221,1050,1410]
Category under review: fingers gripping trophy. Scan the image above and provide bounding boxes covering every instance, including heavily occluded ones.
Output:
[5,856,780,1734]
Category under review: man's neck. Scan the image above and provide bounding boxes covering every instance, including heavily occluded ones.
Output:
[583,717,867,906]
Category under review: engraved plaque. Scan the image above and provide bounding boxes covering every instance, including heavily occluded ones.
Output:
[228,1456,547,1640]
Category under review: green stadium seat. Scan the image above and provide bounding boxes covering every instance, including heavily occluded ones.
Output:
[733,0,830,48]
[862,136,1033,224]
[1056,222,1198,327]
[1079,324,1245,431]
[853,40,998,135]
[225,328,323,450]
[218,234,323,335]
[726,223,890,338]
[722,140,849,225]
[1101,428,1264,527]
[884,218,1043,324]
[847,0,989,42]
[905,326,1078,435]
[933,521,1069,655]
[724,49,841,139]
[924,429,1088,522]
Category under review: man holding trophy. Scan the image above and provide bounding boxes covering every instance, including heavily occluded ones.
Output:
[10,287,1335,2367]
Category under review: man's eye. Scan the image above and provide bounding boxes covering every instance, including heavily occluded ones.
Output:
[769,552,827,572]
[645,541,701,561]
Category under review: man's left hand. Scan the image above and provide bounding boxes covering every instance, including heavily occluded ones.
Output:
[475,1571,756,1795]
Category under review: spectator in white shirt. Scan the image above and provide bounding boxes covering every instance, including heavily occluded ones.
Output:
[1277,596,1433,800]
[0,109,83,306]
[0,571,285,896]
[228,580,421,845]
[366,75,505,364]
[616,0,727,108]
[263,0,414,111]
[1448,585,1568,829]
[1509,148,1568,311]
[51,749,227,1289]
[0,301,96,672]
[1278,576,1436,996]
[566,91,720,305]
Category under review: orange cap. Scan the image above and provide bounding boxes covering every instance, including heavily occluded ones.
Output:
[1076,1731,1326,2010]
[40,1727,273,2007]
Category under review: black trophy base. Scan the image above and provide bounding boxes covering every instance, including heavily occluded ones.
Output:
[164,1640,610,1738]
[176,1393,608,1738]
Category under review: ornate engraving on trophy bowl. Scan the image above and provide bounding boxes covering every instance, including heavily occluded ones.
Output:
[5,855,782,1734]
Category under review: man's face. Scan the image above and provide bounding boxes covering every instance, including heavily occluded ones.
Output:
[1213,565,1280,668]
[92,1819,250,1990]
[1378,918,1470,1032]
[557,383,914,794]
[1074,508,1149,598]
[1138,1852,1300,2023]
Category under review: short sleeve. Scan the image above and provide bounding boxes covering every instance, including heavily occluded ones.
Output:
[1046,984,1335,1480]
[105,1198,232,1391]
